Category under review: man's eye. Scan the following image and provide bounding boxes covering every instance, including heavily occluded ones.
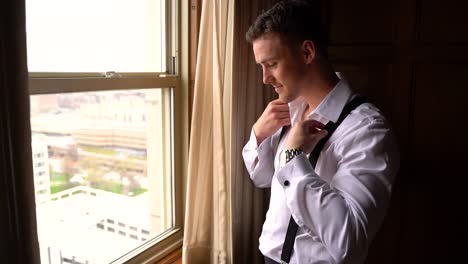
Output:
[267,62,277,68]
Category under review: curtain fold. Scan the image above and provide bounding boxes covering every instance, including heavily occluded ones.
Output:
[0,0,39,263]
[183,0,235,263]
[230,0,278,263]
[184,0,280,263]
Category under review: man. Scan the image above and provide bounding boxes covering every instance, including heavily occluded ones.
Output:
[242,1,400,263]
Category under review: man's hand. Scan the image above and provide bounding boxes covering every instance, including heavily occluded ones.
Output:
[285,120,328,154]
[253,99,291,144]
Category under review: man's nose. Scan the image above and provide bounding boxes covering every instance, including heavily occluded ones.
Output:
[262,68,273,85]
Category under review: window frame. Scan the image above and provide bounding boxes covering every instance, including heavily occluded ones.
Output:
[27,0,189,263]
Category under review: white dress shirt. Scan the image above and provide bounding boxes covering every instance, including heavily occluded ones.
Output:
[242,79,400,263]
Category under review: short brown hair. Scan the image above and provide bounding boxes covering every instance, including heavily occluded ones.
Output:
[246,0,328,57]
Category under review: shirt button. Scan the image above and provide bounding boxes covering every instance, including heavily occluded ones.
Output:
[284,180,290,186]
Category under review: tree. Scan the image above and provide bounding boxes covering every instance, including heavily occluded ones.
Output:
[61,145,78,182]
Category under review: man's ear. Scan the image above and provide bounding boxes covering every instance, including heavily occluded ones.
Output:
[302,40,316,64]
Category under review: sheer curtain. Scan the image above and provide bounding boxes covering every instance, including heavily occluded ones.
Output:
[184,0,280,263]
[0,0,39,263]
[183,0,235,263]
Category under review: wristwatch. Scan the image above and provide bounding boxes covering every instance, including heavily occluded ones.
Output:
[279,148,304,168]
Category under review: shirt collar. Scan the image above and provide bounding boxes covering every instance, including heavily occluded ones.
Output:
[288,78,354,125]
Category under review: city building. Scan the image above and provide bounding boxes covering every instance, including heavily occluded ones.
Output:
[36,186,156,264]
[29,90,171,263]
[32,133,51,204]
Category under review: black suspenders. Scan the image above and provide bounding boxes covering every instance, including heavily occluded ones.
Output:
[279,97,368,263]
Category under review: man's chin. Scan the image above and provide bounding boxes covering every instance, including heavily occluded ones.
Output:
[278,93,297,104]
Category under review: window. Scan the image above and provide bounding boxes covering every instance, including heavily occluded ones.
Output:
[26,0,187,263]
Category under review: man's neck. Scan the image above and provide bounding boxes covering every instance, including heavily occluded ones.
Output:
[301,71,340,120]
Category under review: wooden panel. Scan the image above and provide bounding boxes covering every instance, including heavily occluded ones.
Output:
[397,185,429,264]
[189,0,203,131]
[419,0,468,44]
[329,0,395,44]
[416,46,468,62]
[409,65,468,260]
[328,46,394,62]
[411,64,468,164]
[333,63,394,119]
[401,166,464,263]
[155,247,182,264]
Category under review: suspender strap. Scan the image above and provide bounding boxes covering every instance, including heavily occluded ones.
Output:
[280,96,367,263]
[308,97,368,168]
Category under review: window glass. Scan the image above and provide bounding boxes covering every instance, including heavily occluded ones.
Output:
[31,88,173,263]
[26,0,166,72]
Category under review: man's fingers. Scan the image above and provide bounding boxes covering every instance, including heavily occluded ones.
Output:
[270,100,290,110]
[274,112,290,119]
[316,129,328,138]
[270,99,288,105]
[307,128,328,142]
[302,119,325,129]
[271,104,290,112]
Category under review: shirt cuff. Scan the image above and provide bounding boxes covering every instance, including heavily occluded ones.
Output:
[275,153,317,188]
[248,128,270,153]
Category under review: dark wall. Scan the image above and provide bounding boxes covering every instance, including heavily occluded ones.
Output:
[323,0,468,263]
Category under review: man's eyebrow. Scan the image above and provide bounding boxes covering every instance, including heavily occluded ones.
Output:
[257,56,277,65]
